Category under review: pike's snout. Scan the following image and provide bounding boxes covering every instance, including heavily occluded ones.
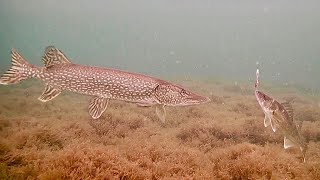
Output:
[184,94,211,105]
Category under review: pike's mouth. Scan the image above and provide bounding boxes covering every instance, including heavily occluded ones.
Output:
[184,96,211,104]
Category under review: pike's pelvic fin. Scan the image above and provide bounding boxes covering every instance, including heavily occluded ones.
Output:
[88,97,109,119]
[156,104,166,123]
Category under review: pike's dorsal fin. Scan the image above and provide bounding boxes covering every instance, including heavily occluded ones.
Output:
[281,102,294,121]
[38,84,62,102]
[284,136,295,149]
[264,114,271,127]
[88,97,109,119]
[42,46,71,67]
[156,105,166,123]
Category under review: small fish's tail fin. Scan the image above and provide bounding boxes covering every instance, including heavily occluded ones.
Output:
[0,49,37,85]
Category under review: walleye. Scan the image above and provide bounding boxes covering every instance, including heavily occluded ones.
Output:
[0,46,210,122]
[254,68,307,162]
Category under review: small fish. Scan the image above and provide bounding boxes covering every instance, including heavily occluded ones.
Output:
[0,46,210,122]
[254,69,307,162]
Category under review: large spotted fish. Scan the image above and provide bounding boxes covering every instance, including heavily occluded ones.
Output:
[0,46,210,122]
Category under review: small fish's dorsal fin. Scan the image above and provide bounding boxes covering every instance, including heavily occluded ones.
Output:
[156,105,166,123]
[264,114,271,127]
[284,136,295,149]
[38,84,62,102]
[42,46,71,67]
[281,102,294,121]
[88,97,109,119]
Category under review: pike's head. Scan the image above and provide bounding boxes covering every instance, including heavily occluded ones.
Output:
[153,83,210,106]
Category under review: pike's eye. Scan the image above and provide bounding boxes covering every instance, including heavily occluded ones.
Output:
[180,89,187,95]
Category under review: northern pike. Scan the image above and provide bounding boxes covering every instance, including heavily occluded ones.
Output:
[0,46,210,122]
[254,68,307,162]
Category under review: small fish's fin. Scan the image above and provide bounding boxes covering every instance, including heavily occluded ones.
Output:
[155,105,166,123]
[88,97,109,119]
[42,46,71,67]
[270,118,277,132]
[264,114,271,127]
[297,120,303,131]
[284,136,295,149]
[0,49,33,85]
[301,145,307,163]
[281,102,294,121]
[38,84,62,102]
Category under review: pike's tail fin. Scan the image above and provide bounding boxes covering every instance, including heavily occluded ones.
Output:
[0,49,37,85]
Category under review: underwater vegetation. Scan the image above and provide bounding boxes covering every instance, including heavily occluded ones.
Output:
[0,80,320,179]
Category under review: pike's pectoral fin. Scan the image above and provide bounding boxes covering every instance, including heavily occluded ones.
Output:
[38,84,62,102]
[88,97,109,119]
[264,114,271,127]
[42,46,71,68]
[155,105,166,123]
[284,136,295,149]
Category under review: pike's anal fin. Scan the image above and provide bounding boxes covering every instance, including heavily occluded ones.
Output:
[284,136,295,149]
[156,104,166,123]
[38,84,62,102]
[88,97,109,119]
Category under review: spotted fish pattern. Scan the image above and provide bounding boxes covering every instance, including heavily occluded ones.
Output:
[0,46,210,122]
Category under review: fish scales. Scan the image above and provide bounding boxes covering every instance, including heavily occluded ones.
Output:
[0,46,210,122]
[41,63,159,102]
